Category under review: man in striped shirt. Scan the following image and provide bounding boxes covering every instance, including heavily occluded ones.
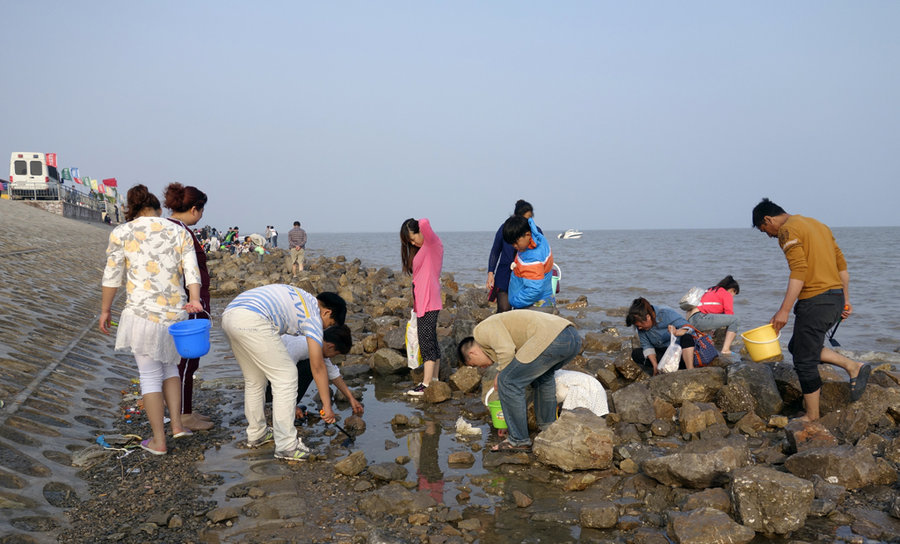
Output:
[223,285,346,461]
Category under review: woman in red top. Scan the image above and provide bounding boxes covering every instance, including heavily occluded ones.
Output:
[688,275,740,355]
[400,218,444,396]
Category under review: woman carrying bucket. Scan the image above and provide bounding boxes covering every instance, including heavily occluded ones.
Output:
[164,182,213,432]
[100,184,203,455]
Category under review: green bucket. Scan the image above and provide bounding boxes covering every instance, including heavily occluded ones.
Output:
[488,400,507,429]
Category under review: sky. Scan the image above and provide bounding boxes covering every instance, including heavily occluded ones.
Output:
[3,1,899,233]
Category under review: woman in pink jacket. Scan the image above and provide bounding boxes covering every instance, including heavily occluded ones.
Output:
[400,218,444,396]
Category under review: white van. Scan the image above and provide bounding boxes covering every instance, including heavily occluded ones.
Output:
[9,152,60,197]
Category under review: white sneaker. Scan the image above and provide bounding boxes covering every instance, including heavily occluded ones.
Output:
[274,444,310,461]
[247,427,274,448]
[406,383,426,396]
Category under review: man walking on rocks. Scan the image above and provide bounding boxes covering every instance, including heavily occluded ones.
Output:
[288,221,307,275]
[222,285,344,461]
[457,310,582,452]
[752,198,870,422]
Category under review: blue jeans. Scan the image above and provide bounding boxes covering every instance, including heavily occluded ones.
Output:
[498,326,582,446]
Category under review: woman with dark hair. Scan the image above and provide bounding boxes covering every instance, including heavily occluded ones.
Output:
[164,182,212,431]
[688,275,741,355]
[626,297,696,375]
[100,184,203,455]
[486,199,537,313]
[400,217,444,396]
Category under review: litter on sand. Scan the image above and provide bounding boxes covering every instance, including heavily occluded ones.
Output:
[455,417,482,437]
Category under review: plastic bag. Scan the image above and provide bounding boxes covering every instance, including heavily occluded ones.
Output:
[679,287,705,311]
[658,334,682,373]
[405,310,423,369]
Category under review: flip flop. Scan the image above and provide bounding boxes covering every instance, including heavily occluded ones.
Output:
[489,440,531,453]
[172,430,193,439]
[850,364,871,402]
[140,439,167,456]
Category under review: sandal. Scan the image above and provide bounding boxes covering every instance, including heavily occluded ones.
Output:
[849,364,871,402]
[140,439,167,456]
[490,440,531,453]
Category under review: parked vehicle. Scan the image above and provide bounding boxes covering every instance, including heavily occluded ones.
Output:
[9,152,60,199]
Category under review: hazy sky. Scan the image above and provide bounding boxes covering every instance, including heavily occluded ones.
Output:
[3,2,898,233]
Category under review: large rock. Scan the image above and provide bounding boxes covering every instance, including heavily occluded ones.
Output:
[667,507,755,544]
[582,332,626,353]
[368,462,408,482]
[784,419,839,454]
[679,401,726,435]
[580,501,618,529]
[614,357,647,382]
[422,381,451,403]
[730,465,814,534]
[725,363,783,418]
[370,348,407,376]
[611,383,654,425]
[358,483,436,517]
[819,385,900,444]
[649,367,726,406]
[383,327,406,350]
[642,436,750,489]
[715,382,757,415]
[334,451,367,476]
[448,366,481,394]
[784,445,897,490]
[533,409,614,472]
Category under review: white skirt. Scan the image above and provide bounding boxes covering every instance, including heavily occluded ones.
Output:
[115,307,182,365]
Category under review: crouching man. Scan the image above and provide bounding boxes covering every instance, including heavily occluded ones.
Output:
[457,310,581,452]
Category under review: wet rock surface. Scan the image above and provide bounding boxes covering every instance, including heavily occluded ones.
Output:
[2,199,900,543]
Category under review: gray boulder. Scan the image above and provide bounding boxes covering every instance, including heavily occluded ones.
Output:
[368,462,408,482]
[359,483,436,517]
[725,363,783,418]
[667,507,755,544]
[642,436,751,489]
[784,445,897,490]
[334,451,367,476]
[370,348,407,376]
[730,465,814,534]
[533,409,614,472]
[650,367,726,406]
[448,365,481,394]
[611,382,654,425]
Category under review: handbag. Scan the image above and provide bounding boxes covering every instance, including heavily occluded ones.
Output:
[405,310,424,369]
[684,324,718,367]
[658,334,682,374]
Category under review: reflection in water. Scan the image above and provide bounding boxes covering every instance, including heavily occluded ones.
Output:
[409,420,444,503]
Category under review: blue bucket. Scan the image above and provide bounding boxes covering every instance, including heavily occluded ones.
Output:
[168,319,211,358]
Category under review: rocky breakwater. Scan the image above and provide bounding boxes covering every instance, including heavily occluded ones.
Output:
[206,250,900,543]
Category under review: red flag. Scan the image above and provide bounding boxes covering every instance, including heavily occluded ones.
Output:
[102,178,118,187]
[45,153,57,167]
[73,177,81,184]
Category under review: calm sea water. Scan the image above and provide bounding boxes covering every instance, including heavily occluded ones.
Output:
[306,227,900,356]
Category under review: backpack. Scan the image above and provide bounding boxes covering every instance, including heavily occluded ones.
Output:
[684,324,718,367]
[679,287,705,311]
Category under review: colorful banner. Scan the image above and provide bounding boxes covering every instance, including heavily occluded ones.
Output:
[89,178,98,192]
[46,153,57,168]
[71,168,80,179]
[73,177,81,185]
[102,178,118,187]
[61,168,72,180]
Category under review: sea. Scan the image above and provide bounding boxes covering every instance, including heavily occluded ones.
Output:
[306,226,900,358]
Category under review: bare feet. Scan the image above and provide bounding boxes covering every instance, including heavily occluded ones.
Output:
[181,413,213,431]
[189,412,212,422]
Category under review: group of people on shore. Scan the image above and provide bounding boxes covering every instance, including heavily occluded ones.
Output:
[98,185,871,460]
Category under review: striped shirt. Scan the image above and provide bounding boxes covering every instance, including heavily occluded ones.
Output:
[224,284,323,345]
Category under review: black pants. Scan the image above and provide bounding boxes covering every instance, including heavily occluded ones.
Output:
[265,359,315,405]
[788,289,843,395]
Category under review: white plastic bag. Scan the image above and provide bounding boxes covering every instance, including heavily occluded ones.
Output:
[405,310,423,369]
[679,287,705,311]
[658,334,682,374]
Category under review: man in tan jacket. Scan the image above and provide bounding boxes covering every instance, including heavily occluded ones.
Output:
[458,310,581,452]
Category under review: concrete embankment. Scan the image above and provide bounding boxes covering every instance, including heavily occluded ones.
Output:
[0,199,126,542]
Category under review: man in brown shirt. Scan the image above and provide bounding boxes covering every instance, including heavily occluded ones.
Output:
[753,198,870,422]
[458,310,582,451]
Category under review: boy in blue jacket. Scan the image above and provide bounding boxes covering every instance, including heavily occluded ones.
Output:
[502,215,554,309]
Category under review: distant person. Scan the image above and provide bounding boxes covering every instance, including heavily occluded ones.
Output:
[458,310,582,452]
[100,184,203,455]
[626,297,696,375]
[289,221,307,275]
[265,226,273,248]
[270,225,278,248]
[503,215,554,309]
[687,275,741,355]
[164,182,213,431]
[400,218,444,396]
[486,199,540,313]
[222,285,344,461]
[752,198,870,422]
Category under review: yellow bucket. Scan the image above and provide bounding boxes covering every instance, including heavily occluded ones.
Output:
[741,324,782,362]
